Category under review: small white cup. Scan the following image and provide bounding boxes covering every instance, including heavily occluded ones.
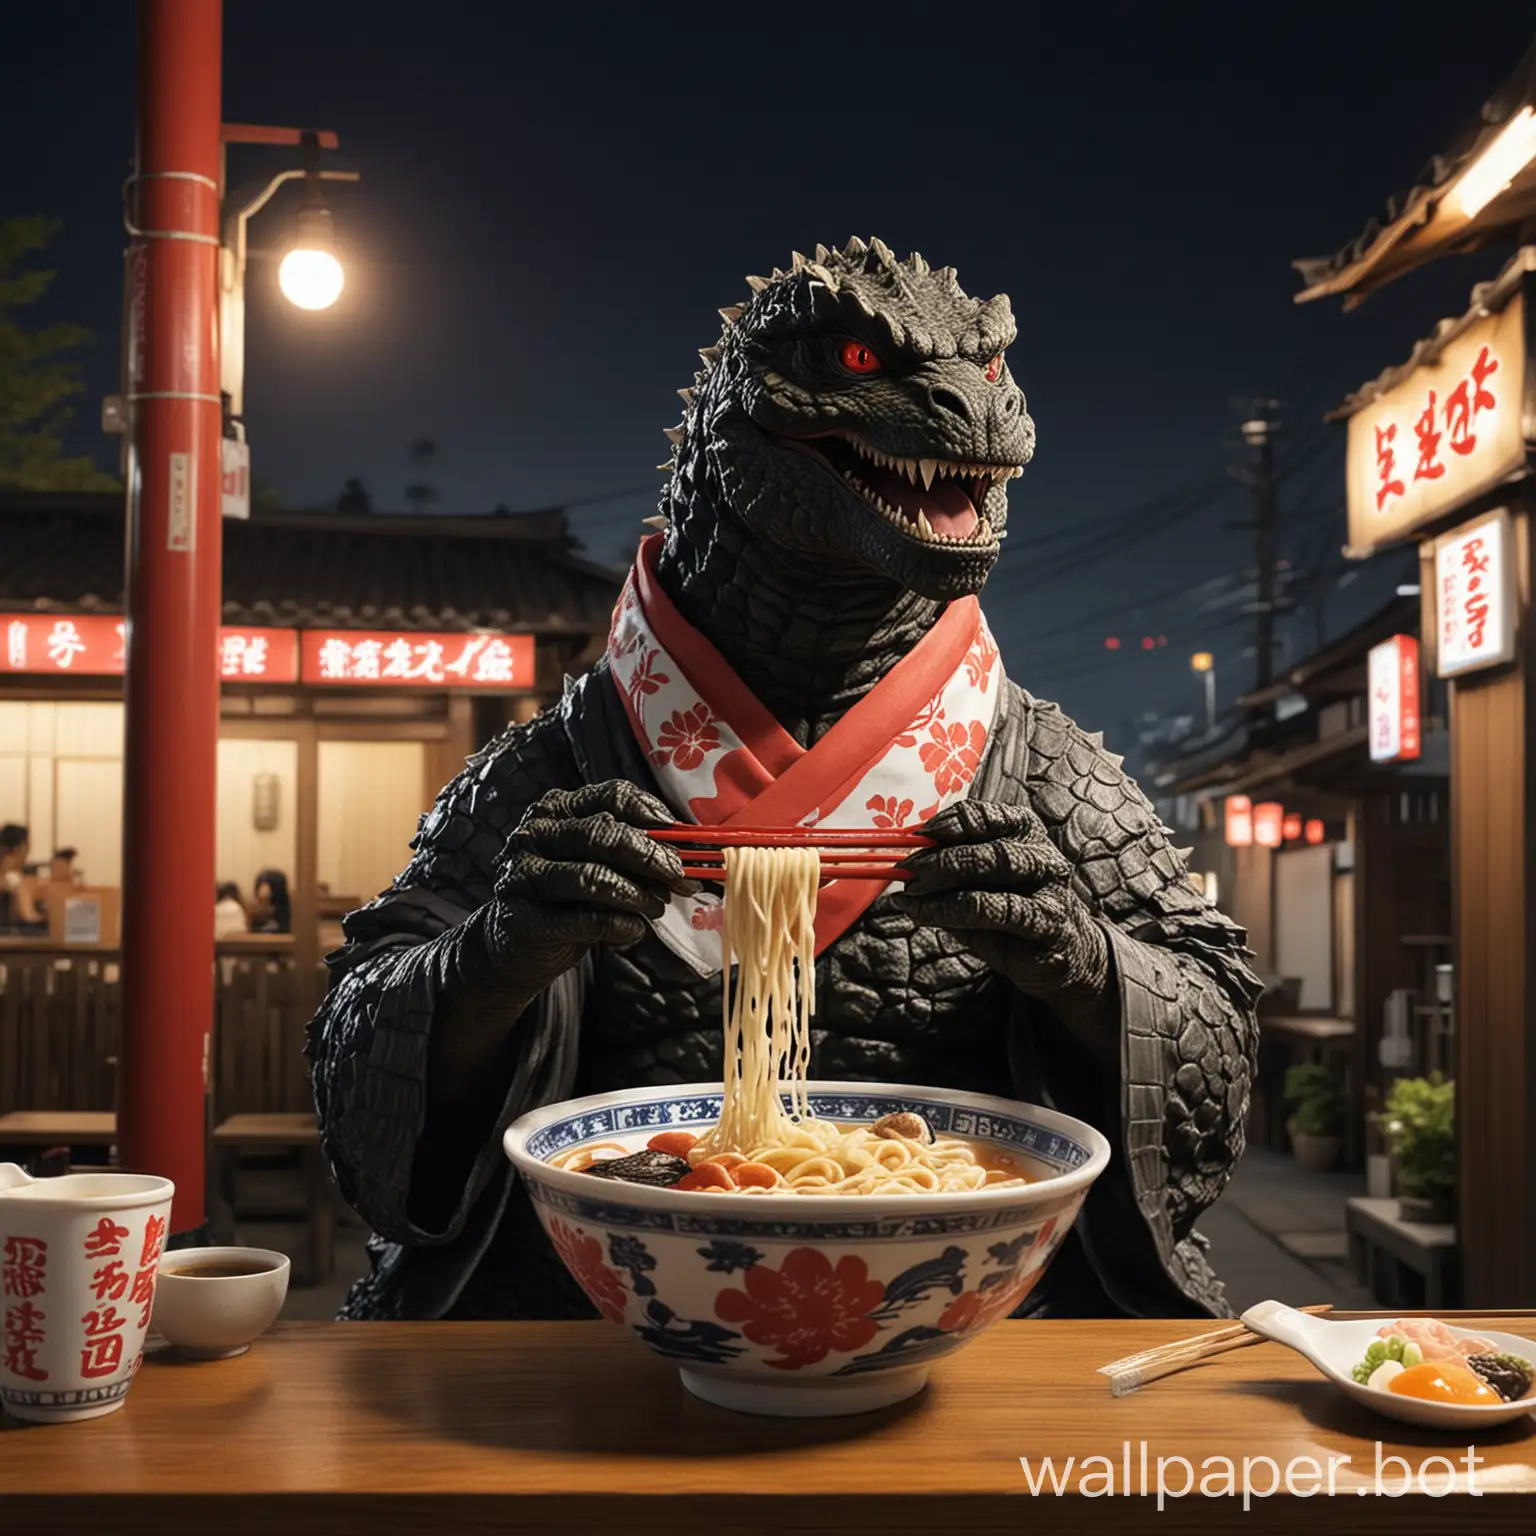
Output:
[151,1247,290,1359]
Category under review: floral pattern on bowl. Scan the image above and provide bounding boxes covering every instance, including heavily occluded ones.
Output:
[506,1081,1106,1417]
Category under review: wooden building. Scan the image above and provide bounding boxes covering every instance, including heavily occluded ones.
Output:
[0,491,622,1162]
[1291,39,1536,1304]
[1149,595,1451,1168]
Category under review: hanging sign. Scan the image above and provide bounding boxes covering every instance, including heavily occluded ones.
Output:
[222,438,251,520]
[1224,795,1253,847]
[1,617,533,690]
[1,617,297,683]
[1433,509,1517,678]
[1368,634,1422,762]
[300,629,536,688]
[1345,293,1526,555]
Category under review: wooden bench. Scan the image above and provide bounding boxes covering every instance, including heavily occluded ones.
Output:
[211,1113,334,1288]
[1346,1195,1457,1308]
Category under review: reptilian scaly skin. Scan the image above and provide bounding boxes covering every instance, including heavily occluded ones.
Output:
[307,240,1261,1323]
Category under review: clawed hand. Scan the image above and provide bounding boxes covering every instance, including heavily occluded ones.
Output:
[890,800,1110,1004]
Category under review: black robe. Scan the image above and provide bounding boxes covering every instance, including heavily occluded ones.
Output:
[306,661,1261,1322]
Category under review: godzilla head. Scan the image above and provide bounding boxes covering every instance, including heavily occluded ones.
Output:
[658,238,1035,601]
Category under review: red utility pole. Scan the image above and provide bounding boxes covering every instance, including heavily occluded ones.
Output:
[120,0,224,1235]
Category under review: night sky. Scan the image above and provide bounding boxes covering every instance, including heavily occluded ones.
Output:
[7,3,1533,742]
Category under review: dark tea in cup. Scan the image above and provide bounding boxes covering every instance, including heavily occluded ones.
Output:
[162,1256,281,1279]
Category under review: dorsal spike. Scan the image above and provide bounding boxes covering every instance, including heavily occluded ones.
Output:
[662,426,683,445]
[805,262,839,290]
[907,250,929,276]
[654,462,673,472]
[790,250,808,271]
[718,305,743,324]
[745,274,770,292]
[699,345,722,366]
[869,236,896,267]
[843,235,867,257]
[642,515,668,530]
[814,243,831,264]
[678,386,694,405]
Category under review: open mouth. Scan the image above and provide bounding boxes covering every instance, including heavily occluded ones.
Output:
[782,432,1019,546]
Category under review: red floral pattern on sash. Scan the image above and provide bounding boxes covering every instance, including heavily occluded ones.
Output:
[918,717,988,796]
[651,705,721,771]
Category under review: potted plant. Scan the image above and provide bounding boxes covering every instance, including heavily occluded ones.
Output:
[1382,1073,1455,1223]
[1284,1063,1345,1173]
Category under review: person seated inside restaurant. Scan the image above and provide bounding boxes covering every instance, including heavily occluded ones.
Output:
[214,881,250,938]
[250,869,292,934]
[48,846,81,885]
[0,823,44,932]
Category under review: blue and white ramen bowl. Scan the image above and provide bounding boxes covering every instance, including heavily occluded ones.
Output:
[504,1081,1111,1417]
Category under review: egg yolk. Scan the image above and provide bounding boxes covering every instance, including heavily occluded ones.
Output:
[1387,1361,1499,1405]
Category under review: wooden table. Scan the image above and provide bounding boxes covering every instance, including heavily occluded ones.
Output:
[4,1318,1534,1533]
[0,1110,117,1145]
[1347,1196,1458,1308]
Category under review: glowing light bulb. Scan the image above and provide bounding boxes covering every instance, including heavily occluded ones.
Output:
[279,247,344,310]
[1456,107,1536,219]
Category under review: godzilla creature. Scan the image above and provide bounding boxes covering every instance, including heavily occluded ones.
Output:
[306,238,1261,1322]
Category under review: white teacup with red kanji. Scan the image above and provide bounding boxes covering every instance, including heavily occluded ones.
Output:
[0,1163,174,1424]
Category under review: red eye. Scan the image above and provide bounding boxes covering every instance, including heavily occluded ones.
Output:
[984,354,1004,383]
[840,339,883,374]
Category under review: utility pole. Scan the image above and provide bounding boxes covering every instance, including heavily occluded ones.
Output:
[1226,402,1283,691]
[120,0,224,1239]
[1241,410,1281,689]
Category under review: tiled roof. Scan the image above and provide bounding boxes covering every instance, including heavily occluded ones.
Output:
[1294,38,1536,306]
[0,493,623,635]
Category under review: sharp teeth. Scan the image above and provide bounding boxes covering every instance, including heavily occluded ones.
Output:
[990,466,1010,485]
[919,458,938,490]
[916,510,935,540]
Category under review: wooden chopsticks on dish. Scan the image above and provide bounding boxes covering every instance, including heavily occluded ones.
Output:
[648,825,933,883]
[1100,1304,1334,1397]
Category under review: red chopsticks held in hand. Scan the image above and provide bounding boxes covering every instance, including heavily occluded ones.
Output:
[647,825,932,883]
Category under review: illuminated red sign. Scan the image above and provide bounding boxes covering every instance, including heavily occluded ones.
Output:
[1224,795,1253,848]
[1304,819,1326,845]
[1,615,299,682]
[1253,803,1284,849]
[3,614,124,674]
[1368,634,1422,763]
[219,628,299,682]
[300,629,535,688]
[2,617,526,688]
[1282,813,1303,842]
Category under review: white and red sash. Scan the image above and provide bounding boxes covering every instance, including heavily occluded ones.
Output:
[606,534,1004,976]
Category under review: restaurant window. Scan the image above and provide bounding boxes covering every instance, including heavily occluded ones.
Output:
[0,701,125,885]
[217,738,298,893]
[316,740,429,905]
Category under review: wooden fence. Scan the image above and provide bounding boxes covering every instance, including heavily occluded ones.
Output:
[0,937,321,1122]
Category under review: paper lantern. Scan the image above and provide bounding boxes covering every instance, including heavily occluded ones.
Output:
[1304,819,1325,846]
[1253,802,1284,848]
[1282,813,1303,842]
[1224,795,1253,848]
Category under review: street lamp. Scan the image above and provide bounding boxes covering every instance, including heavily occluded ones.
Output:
[212,127,357,518]
[220,130,359,421]
[1190,651,1216,732]
[278,202,345,311]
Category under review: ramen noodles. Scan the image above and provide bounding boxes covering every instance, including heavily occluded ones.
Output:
[563,843,1032,1195]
